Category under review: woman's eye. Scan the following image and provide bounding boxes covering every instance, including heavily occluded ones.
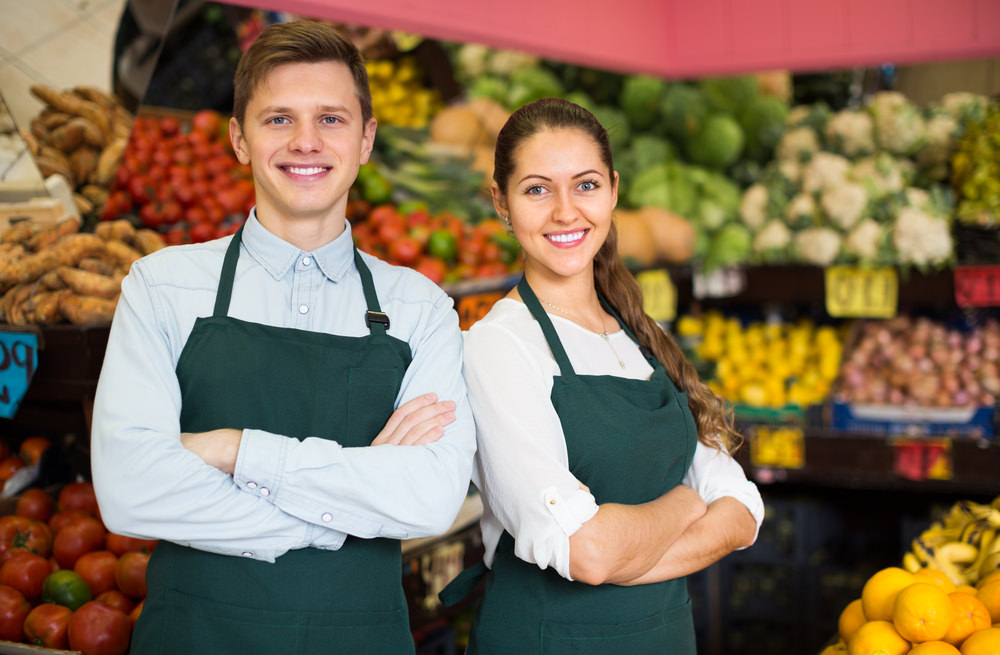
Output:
[579,180,598,191]
[526,185,545,195]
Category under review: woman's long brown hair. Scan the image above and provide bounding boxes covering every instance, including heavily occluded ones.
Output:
[494,98,740,452]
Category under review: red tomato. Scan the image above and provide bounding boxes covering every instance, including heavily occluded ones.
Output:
[127,176,151,205]
[476,262,509,279]
[377,218,406,245]
[164,226,188,246]
[405,209,431,227]
[161,200,183,225]
[388,236,422,266]
[19,436,52,466]
[68,601,131,655]
[15,488,55,523]
[173,184,196,208]
[189,222,216,244]
[139,203,163,229]
[74,551,118,597]
[23,602,72,649]
[114,552,148,599]
[53,516,105,570]
[158,116,180,137]
[94,590,135,615]
[191,109,222,138]
[172,144,193,165]
[414,257,447,285]
[202,200,226,227]
[0,456,24,481]
[59,482,100,518]
[0,515,53,562]
[128,599,142,627]
[104,534,157,557]
[368,204,399,226]
[48,510,92,535]
[214,223,241,239]
[216,186,245,216]
[0,585,29,642]
[0,552,51,599]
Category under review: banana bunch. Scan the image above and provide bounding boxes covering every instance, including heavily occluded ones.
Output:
[903,496,1000,585]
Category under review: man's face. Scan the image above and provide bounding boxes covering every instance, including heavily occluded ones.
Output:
[230,60,376,234]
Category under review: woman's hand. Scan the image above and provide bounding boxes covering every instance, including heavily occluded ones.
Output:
[370,393,456,446]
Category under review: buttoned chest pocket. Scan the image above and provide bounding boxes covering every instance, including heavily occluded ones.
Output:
[346,368,403,448]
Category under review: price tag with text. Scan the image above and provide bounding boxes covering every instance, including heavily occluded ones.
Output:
[825,266,898,318]
[636,269,676,323]
[955,265,1000,307]
[456,291,505,331]
[749,425,805,469]
[0,331,39,419]
[891,438,952,481]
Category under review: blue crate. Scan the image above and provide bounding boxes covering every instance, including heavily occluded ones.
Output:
[831,401,996,438]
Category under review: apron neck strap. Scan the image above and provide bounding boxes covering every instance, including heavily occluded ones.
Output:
[353,248,389,335]
[517,276,576,376]
[213,224,244,318]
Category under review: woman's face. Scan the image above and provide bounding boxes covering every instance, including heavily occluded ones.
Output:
[496,128,617,283]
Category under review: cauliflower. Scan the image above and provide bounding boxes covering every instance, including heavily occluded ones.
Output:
[824,110,876,157]
[802,152,851,193]
[938,92,990,125]
[786,105,813,127]
[776,126,821,163]
[488,50,540,76]
[821,182,869,230]
[844,218,885,262]
[892,207,953,268]
[867,91,927,156]
[739,184,769,231]
[903,187,931,210]
[777,159,802,185]
[786,192,818,228]
[455,44,490,79]
[915,114,960,179]
[753,220,791,263]
[850,153,913,197]
[795,227,842,267]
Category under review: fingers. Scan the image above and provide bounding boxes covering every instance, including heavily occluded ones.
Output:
[370,394,457,446]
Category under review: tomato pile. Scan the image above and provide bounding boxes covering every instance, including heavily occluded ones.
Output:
[101,109,253,245]
[348,201,522,285]
[0,478,155,654]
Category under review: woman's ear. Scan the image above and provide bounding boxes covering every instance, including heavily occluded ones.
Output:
[611,170,619,210]
[491,183,509,219]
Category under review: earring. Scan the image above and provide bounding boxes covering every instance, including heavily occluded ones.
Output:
[498,212,510,225]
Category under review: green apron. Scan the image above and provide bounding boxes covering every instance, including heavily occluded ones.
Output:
[443,276,698,655]
[132,226,416,654]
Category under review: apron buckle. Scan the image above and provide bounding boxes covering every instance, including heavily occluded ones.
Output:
[365,311,390,329]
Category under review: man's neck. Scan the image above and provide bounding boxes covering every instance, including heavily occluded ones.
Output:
[256,212,347,252]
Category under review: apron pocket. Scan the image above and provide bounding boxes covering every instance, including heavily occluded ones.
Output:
[347,367,403,443]
[539,600,695,655]
[161,586,412,654]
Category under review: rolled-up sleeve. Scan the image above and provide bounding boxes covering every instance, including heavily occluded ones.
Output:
[464,322,598,580]
[682,441,764,547]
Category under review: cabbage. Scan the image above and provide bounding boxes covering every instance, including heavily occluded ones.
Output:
[621,75,668,131]
[699,76,758,115]
[660,84,708,143]
[685,114,745,169]
[591,105,631,156]
[702,223,753,271]
[739,95,789,162]
[627,162,698,216]
[505,67,565,110]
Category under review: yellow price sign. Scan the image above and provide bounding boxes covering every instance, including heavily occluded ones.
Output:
[749,425,805,469]
[636,269,676,323]
[825,266,898,318]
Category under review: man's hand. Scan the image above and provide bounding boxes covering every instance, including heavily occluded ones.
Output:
[370,393,456,446]
[181,429,242,474]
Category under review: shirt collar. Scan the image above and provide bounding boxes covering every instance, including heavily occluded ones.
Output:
[241,211,356,283]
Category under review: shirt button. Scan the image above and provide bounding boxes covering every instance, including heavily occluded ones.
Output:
[298,304,309,315]
[241,552,253,558]
[549,499,557,505]
[246,481,257,489]
[259,487,270,497]
[321,513,332,523]
[302,257,312,266]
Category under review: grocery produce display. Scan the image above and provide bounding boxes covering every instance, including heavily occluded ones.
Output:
[20,85,133,218]
[0,438,151,653]
[0,217,165,325]
[821,496,1000,655]
[100,110,252,245]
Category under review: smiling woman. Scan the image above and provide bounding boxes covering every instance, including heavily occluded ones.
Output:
[441,98,764,655]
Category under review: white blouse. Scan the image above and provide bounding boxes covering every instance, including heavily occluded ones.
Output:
[463,299,765,581]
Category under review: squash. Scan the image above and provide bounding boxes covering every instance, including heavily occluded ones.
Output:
[638,206,697,263]
[613,210,656,267]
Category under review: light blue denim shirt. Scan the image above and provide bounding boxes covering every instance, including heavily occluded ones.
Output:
[91,212,476,562]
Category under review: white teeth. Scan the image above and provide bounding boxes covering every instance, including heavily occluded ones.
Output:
[287,166,326,175]
[547,230,585,243]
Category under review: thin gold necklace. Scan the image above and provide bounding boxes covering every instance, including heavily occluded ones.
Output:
[539,298,626,370]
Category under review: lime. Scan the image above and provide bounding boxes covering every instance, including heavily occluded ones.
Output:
[427,229,458,262]
[42,570,92,610]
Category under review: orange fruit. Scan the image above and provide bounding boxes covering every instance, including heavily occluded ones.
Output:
[978,582,1000,624]
[821,640,849,655]
[848,620,911,655]
[910,642,962,655]
[960,585,981,596]
[980,573,1000,590]
[863,567,917,621]
[915,568,958,594]
[960,627,1000,655]
[945,592,992,646]
[894,582,955,642]
[839,598,868,643]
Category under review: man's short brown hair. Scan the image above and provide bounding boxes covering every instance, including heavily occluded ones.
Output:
[232,21,373,128]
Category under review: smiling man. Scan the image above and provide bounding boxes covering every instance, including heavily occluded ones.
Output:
[90,21,475,654]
